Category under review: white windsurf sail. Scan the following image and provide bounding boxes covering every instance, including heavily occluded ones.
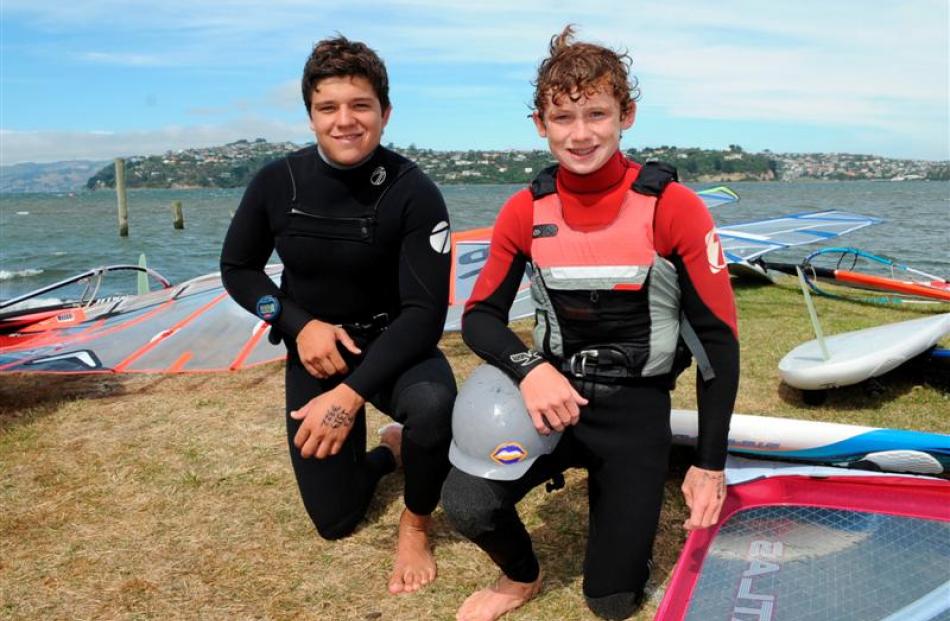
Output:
[656,468,949,621]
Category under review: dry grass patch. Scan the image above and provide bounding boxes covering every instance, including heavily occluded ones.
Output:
[1,285,947,620]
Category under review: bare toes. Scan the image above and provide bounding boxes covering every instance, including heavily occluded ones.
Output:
[388,578,404,594]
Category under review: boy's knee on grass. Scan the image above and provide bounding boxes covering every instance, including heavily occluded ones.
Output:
[441,468,504,539]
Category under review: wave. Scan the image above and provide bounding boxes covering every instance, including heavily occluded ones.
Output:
[0,268,44,281]
[0,296,64,312]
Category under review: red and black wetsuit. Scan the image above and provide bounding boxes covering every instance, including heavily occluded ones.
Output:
[221,144,456,539]
[442,151,739,618]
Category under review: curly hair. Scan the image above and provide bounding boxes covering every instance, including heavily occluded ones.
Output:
[533,25,640,117]
[301,35,390,114]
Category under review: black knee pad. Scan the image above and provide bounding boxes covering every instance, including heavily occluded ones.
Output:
[397,382,454,450]
[315,523,353,541]
[313,513,361,541]
[584,591,644,620]
[304,503,362,541]
[441,468,502,539]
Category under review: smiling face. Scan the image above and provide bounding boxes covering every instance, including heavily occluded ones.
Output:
[308,75,391,166]
[533,86,635,175]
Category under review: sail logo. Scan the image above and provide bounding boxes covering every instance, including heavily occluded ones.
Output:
[370,166,387,186]
[430,221,452,254]
[733,539,784,621]
[706,229,727,274]
[490,442,528,465]
[509,351,542,367]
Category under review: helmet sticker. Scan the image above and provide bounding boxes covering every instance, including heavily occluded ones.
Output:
[429,220,452,254]
[490,442,529,465]
[705,228,727,275]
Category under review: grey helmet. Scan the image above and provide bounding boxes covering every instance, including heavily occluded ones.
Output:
[449,364,562,481]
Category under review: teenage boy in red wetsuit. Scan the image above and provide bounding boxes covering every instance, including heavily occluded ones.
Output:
[442,26,739,621]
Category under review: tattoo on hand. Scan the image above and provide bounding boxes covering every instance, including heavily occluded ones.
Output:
[702,471,726,500]
[321,405,353,429]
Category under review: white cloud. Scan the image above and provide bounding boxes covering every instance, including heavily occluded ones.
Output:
[3,1,946,158]
[411,85,506,99]
[266,80,305,112]
[80,51,168,66]
[0,120,312,165]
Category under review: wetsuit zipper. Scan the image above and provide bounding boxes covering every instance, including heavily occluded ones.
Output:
[288,208,374,239]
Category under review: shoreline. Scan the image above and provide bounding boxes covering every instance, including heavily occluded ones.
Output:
[3,176,949,197]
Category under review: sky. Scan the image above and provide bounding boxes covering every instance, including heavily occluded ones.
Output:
[1,0,948,164]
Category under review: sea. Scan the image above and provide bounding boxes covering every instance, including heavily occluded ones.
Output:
[1,180,948,303]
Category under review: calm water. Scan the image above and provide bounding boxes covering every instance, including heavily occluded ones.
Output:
[1,180,948,301]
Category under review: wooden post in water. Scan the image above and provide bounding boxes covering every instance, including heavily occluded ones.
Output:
[115,158,129,237]
[172,201,184,229]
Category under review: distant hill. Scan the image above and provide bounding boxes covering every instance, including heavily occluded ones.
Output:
[0,160,108,193]
[85,139,300,190]
[4,141,947,193]
[82,141,781,188]
[627,145,776,181]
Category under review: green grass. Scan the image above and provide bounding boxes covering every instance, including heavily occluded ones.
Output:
[0,280,946,620]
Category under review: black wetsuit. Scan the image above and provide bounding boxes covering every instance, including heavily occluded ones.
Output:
[221,144,456,539]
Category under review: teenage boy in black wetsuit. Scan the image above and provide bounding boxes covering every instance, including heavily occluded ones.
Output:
[442,26,739,621]
[220,36,455,595]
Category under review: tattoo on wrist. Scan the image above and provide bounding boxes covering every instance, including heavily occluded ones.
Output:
[321,405,353,429]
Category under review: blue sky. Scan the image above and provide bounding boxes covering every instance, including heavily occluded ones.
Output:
[1,0,948,164]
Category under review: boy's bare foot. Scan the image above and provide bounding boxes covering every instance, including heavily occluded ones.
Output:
[388,509,436,594]
[378,422,403,467]
[456,573,542,621]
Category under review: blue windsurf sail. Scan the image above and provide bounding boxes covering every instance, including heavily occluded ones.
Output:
[695,185,740,208]
[717,210,883,264]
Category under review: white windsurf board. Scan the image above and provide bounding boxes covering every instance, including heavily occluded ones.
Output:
[778,313,950,390]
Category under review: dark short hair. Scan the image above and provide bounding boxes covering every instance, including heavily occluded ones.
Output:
[301,35,390,114]
[533,25,640,117]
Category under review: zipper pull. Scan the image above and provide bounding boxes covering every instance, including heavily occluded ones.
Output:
[590,290,600,303]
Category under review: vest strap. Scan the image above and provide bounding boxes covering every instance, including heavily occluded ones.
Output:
[679,314,716,381]
[632,161,679,196]
[529,164,559,199]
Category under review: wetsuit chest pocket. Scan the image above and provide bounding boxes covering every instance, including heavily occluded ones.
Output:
[286,208,376,243]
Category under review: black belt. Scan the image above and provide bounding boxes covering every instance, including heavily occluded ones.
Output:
[556,348,670,387]
[341,312,390,338]
[267,312,390,346]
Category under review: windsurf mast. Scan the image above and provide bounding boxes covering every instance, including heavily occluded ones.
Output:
[878,580,950,621]
[137,254,151,296]
[796,266,830,361]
